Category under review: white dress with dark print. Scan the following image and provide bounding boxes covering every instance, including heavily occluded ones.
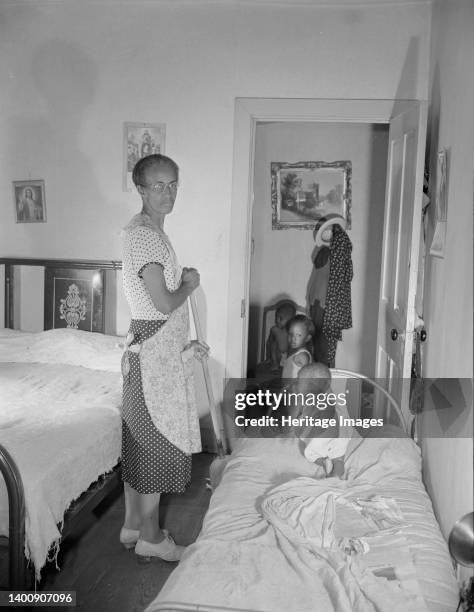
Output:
[121,213,201,494]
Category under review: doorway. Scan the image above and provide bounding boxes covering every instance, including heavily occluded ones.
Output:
[226,97,427,422]
[246,120,389,378]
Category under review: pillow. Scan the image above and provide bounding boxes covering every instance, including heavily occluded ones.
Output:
[343,427,421,484]
[0,328,124,372]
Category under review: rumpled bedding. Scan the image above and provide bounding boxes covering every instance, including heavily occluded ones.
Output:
[0,360,122,579]
[260,477,427,611]
[150,436,458,612]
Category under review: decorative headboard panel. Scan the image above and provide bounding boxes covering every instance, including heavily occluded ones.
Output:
[44,267,105,332]
[0,257,122,332]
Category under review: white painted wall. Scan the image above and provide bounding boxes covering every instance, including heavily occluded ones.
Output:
[420,0,474,571]
[248,121,387,374]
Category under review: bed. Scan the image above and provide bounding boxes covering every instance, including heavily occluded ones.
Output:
[0,258,124,588]
[147,377,459,612]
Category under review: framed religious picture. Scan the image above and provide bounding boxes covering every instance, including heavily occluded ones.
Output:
[123,122,166,191]
[13,180,46,223]
[271,161,352,230]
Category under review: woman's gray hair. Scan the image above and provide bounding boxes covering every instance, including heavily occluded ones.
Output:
[132,154,179,188]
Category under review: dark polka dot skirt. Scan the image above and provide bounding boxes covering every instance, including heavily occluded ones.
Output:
[121,319,192,494]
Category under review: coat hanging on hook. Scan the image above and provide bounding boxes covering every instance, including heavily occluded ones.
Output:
[322,224,353,366]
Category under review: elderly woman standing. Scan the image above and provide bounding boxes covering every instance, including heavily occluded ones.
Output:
[120,154,202,562]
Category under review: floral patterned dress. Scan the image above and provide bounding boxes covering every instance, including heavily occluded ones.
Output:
[121,212,201,494]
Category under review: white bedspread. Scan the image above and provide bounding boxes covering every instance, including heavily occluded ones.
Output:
[0,361,122,578]
[150,437,458,612]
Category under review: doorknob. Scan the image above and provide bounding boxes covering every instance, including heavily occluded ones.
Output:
[390,328,405,341]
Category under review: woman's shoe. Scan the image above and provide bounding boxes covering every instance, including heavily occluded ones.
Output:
[120,527,140,549]
[135,534,185,563]
[120,527,170,550]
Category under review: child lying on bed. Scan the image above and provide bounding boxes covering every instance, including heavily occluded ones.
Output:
[290,362,352,477]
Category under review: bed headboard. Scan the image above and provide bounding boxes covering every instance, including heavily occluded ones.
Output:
[0,257,122,333]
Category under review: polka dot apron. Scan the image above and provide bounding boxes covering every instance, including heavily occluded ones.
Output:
[121,310,201,494]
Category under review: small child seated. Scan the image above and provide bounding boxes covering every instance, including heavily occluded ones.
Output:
[281,315,313,379]
[266,302,296,372]
[292,362,351,477]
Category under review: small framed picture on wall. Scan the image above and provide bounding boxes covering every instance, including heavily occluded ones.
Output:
[13,180,46,223]
[123,122,166,191]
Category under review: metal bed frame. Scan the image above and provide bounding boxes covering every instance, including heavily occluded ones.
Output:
[0,257,122,589]
[329,368,407,432]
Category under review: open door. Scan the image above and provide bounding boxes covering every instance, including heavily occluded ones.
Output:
[375,101,427,427]
[227,99,427,389]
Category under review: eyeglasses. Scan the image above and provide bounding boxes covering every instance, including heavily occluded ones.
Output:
[140,180,178,194]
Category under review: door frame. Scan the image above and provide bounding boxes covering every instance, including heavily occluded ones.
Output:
[226,97,423,380]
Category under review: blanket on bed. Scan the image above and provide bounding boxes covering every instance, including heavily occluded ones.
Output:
[151,437,458,612]
[0,361,121,579]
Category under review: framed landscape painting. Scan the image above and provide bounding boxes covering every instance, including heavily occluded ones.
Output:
[271,161,352,230]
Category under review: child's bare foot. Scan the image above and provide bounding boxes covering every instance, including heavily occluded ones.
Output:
[323,457,334,476]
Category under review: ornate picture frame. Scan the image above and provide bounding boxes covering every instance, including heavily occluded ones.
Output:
[271,161,352,230]
[123,122,166,192]
[13,180,46,223]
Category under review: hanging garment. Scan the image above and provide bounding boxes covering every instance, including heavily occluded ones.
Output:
[307,246,330,309]
[307,247,331,365]
[322,224,353,366]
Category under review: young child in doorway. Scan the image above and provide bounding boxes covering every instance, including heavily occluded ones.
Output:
[266,302,297,372]
[291,362,352,477]
[281,315,314,379]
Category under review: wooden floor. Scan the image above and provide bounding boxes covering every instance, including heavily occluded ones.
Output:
[38,453,214,612]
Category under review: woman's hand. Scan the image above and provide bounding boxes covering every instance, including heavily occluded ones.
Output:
[190,340,210,361]
[181,267,200,290]
[181,340,210,363]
